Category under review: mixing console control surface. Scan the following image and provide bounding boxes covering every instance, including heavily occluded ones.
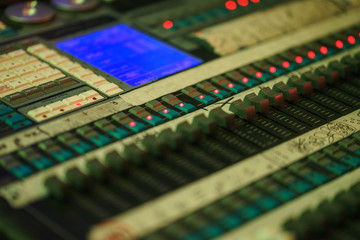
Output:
[0,1,360,240]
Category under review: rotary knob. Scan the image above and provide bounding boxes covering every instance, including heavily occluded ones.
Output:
[5,1,55,24]
[51,0,100,11]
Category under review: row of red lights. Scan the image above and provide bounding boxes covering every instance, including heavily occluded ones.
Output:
[226,0,260,10]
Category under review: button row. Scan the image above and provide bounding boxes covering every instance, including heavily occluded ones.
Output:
[0,47,78,106]
[27,43,124,96]
[27,89,104,122]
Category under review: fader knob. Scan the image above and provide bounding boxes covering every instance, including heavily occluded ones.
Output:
[5,1,55,24]
[52,0,100,11]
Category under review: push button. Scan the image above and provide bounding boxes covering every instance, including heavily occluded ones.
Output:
[3,92,26,104]
[192,114,218,135]
[196,81,230,99]
[328,60,352,78]
[181,86,215,105]
[38,140,74,162]
[341,56,360,73]
[267,55,300,71]
[0,154,33,179]
[76,125,112,147]
[129,106,164,126]
[162,94,196,113]
[145,100,180,120]
[57,132,93,154]
[225,70,260,87]
[210,76,244,93]
[253,60,287,77]
[238,66,272,83]
[2,112,27,126]
[280,50,312,66]
[94,119,130,140]
[18,147,53,170]
[308,152,349,176]
[112,112,147,133]
[209,107,235,128]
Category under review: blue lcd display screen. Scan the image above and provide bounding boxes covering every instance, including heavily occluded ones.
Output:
[55,24,203,87]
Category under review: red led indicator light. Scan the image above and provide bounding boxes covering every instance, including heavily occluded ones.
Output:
[225,1,237,10]
[76,103,82,106]
[43,115,47,118]
[348,36,356,45]
[146,115,153,120]
[269,66,276,73]
[308,51,316,59]
[295,56,303,64]
[213,89,220,94]
[320,46,328,55]
[163,109,169,114]
[179,103,185,107]
[199,95,205,99]
[335,40,343,49]
[242,77,249,83]
[228,83,234,88]
[282,61,290,68]
[237,0,249,6]
[256,72,262,78]
[129,121,136,127]
[163,20,174,29]
[250,0,260,2]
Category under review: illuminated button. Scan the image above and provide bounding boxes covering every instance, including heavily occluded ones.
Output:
[2,112,27,126]
[63,95,84,105]
[97,82,123,96]
[197,81,230,99]
[112,112,147,133]
[23,73,46,83]
[11,66,34,76]
[162,94,196,113]
[259,87,284,107]
[8,49,27,58]
[145,100,180,120]
[280,50,311,66]
[17,55,39,65]
[0,71,18,82]
[8,79,30,89]
[244,93,269,113]
[315,66,339,84]
[79,89,100,100]
[301,71,326,89]
[210,76,244,93]
[182,86,215,104]
[28,106,50,118]
[229,99,256,120]
[305,42,336,58]
[287,76,312,95]
[72,67,94,79]
[225,70,260,87]
[142,114,163,126]
[238,66,271,83]
[129,106,164,126]
[29,61,51,71]
[45,101,68,111]
[253,61,287,77]
[162,94,182,105]
[48,55,70,65]
[267,55,300,71]
[2,60,22,70]
[3,92,26,104]
[27,43,48,53]
[82,75,107,86]
[272,82,298,101]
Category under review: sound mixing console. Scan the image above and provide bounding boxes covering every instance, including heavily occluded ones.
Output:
[1,0,360,239]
